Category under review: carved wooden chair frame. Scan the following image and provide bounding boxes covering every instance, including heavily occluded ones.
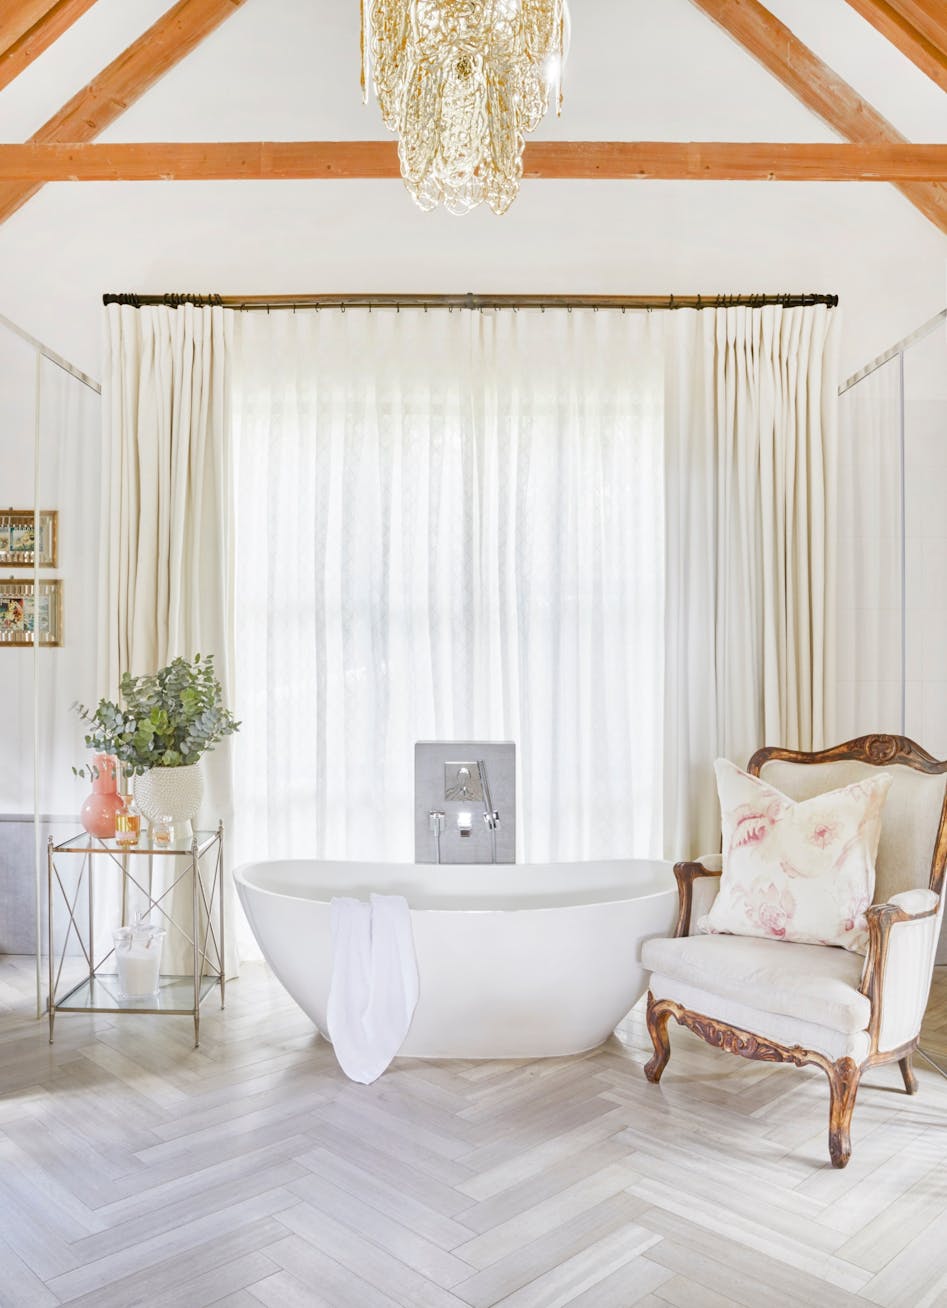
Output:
[644,734,947,1168]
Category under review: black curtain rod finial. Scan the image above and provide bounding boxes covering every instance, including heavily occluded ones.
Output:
[103,291,223,308]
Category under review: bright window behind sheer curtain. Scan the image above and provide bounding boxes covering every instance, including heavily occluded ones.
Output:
[231,308,664,870]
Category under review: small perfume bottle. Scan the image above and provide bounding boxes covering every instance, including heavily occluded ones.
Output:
[153,814,173,847]
[115,793,141,847]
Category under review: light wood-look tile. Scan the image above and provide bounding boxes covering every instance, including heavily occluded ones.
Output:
[2,956,947,1306]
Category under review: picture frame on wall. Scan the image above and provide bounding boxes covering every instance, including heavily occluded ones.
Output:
[0,578,63,647]
[0,509,58,568]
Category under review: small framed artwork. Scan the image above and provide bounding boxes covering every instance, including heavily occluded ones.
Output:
[0,578,63,647]
[0,509,58,568]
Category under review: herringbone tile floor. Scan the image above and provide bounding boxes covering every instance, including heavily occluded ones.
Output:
[2,955,947,1307]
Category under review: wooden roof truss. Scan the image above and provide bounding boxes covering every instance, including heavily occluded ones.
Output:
[0,0,944,232]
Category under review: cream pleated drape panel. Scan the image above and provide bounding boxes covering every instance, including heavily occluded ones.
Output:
[101,302,237,974]
[230,307,666,899]
[663,304,841,856]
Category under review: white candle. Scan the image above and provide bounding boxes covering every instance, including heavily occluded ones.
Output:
[114,926,164,998]
[117,949,161,998]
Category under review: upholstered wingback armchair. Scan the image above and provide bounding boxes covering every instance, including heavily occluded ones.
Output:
[641,735,947,1168]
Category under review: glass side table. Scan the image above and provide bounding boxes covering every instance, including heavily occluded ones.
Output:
[46,822,224,1047]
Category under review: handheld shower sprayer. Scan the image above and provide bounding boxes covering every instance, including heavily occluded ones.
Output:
[477,759,500,863]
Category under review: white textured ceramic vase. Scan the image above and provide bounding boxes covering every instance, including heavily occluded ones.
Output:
[135,763,204,826]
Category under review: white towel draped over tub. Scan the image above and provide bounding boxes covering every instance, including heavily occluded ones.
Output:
[326,894,420,1084]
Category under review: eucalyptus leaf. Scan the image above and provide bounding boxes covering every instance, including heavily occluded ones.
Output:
[73,654,239,779]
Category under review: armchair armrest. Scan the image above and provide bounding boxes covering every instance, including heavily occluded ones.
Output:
[673,855,723,938]
[860,889,941,1054]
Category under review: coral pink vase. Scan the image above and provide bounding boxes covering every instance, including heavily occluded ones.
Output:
[80,753,124,838]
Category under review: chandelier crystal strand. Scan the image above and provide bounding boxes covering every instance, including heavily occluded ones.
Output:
[362,0,569,216]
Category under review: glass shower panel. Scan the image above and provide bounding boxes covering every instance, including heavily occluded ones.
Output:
[836,354,903,740]
[903,325,947,756]
[35,354,101,816]
[35,355,103,992]
[0,327,38,958]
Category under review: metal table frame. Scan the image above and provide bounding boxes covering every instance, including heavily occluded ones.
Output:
[46,822,224,1047]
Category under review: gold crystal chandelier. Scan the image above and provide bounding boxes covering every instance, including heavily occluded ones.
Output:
[361,0,569,216]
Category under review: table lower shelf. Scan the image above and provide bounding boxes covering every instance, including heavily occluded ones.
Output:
[53,973,221,1015]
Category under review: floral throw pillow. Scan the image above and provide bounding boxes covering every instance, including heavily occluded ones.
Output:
[699,759,892,953]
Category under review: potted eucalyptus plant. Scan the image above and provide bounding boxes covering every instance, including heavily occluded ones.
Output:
[74,654,239,825]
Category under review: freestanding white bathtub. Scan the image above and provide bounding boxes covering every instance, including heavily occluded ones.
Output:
[234,858,677,1059]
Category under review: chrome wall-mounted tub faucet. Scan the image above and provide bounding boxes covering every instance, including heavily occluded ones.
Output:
[416,742,515,864]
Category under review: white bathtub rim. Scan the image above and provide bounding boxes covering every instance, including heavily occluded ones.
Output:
[233,858,676,915]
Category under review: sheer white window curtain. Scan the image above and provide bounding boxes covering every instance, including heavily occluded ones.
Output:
[231,308,667,884]
[230,303,838,902]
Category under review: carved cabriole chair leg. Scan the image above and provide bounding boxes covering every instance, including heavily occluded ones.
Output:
[827,1057,861,1168]
[644,993,672,1083]
[899,1052,919,1095]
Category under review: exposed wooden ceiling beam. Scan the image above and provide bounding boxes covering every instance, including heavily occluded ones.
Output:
[843,0,947,92]
[0,0,247,225]
[0,0,101,94]
[0,2,60,54]
[887,0,947,56]
[1,140,946,182]
[686,0,947,232]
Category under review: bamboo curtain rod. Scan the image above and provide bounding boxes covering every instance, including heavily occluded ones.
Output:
[103,292,839,312]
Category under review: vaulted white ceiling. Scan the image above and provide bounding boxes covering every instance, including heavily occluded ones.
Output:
[0,0,945,379]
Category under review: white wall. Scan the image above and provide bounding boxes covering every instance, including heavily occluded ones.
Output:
[0,0,944,382]
[1,179,945,387]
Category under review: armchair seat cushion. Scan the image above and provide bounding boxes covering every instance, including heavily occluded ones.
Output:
[641,933,871,1034]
